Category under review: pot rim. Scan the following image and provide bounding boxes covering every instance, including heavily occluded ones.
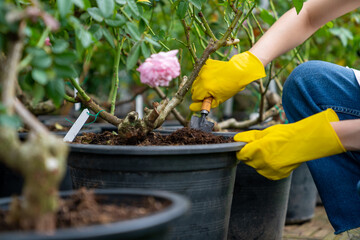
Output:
[68,141,245,155]
[0,188,190,240]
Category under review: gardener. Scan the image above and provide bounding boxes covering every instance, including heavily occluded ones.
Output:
[190,0,360,238]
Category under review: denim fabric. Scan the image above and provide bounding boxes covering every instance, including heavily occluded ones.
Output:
[282,60,360,234]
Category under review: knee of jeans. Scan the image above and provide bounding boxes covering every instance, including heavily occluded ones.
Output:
[357,180,360,196]
[284,61,322,91]
[282,61,326,120]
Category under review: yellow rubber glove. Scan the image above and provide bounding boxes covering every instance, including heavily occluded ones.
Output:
[234,109,346,180]
[189,51,266,112]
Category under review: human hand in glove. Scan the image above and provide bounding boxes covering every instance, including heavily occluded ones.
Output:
[234,109,346,180]
[189,51,266,111]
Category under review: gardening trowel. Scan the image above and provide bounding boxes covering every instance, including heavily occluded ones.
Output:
[190,97,214,132]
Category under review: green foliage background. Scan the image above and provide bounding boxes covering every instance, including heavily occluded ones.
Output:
[1,0,359,121]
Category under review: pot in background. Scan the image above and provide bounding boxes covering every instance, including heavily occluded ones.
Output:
[0,188,190,240]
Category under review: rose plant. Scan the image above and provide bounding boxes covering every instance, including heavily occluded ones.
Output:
[1,0,358,234]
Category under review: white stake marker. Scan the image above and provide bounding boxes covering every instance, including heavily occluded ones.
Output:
[63,109,90,142]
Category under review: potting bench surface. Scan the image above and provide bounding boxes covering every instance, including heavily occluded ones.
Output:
[282,206,350,240]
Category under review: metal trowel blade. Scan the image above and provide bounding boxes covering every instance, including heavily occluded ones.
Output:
[190,115,214,132]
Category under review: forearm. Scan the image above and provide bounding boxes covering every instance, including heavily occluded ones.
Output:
[249,0,360,66]
[331,119,360,151]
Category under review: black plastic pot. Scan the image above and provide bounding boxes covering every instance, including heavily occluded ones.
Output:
[68,141,244,240]
[1,127,101,197]
[0,161,72,197]
[228,162,291,240]
[155,128,291,239]
[0,188,190,240]
[286,163,317,224]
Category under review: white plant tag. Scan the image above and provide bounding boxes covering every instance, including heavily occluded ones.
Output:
[63,109,90,142]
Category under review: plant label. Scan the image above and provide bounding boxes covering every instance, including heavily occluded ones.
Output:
[63,109,90,142]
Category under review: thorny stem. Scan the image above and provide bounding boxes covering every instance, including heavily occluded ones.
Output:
[69,78,90,102]
[181,19,198,63]
[217,104,282,130]
[14,98,49,134]
[69,78,120,125]
[110,37,125,115]
[198,12,217,41]
[151,5,246,128]
[64,94,77,103]
[1,24,26,114]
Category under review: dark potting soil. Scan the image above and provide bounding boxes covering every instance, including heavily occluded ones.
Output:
[73,127,234,145]
[0,188,169,232]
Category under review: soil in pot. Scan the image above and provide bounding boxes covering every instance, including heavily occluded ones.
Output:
[0,187,168,232]
[73,127,234,145]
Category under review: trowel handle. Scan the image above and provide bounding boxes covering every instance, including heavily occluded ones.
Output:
[201,97,213,113]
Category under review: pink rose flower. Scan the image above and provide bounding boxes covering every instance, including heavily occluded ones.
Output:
[137,50,180,87]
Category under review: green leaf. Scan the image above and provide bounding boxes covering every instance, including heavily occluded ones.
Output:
[115,0,126,4]
[102,27,116,48]
[87,7,104,22]
[141,41,150,58]
[32,83,45,105]
[189,0,205,10]
[72,0,91,10]
[54,65,77,78]
[144,36,160,47]
[329,27,353,46]
[32,68,48,85]
[31,50,52,69]
[54,51,78,66]
[105,14,126,27]
[52,39,69,54]
[259,9,275,25]
[46,79,65,108]
[57,0,73,18]
[76,28,93,48]
[177,1,188,19]
[127,0,140,18]
[89,24,103,40]
[126,22,141,41]
[292,0,304,14]
[126,42,141,70]
[96,0,115,19]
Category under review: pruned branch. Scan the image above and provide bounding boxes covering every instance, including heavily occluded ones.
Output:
[153,86,187,127]
[217,104,283,130]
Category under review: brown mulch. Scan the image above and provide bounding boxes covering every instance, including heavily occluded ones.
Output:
[73,127,234,146]
[0,188,169,231]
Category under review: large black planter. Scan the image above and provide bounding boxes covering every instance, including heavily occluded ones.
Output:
[0,188,189,240]
[228,162,291,240]
[1,127,102,197]
[286,163,317,224]
[68,141,244,240]
[0,162,73,197]
[155,128,292,239]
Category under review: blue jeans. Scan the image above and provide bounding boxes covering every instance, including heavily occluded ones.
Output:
[282,60,360,234]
